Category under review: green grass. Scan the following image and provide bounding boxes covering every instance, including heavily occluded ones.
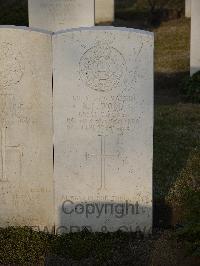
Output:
[0,227,51,265]
[154,18,190,73]
[154,104,200,200]
[0,228,153,265]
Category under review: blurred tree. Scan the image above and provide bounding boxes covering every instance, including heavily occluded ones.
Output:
[146,0,184,12]
[141,0,184,25]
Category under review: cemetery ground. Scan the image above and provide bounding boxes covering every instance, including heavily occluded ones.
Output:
[0,3,200,266]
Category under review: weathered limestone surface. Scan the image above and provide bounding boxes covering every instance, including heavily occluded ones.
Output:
[53,27,154,233]
[95,0,114,24]
[0,27,54,229]
[190,0,200,75]
[28,0,95,32]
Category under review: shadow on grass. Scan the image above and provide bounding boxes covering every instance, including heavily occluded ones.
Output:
[153,71,194,228]
[0,227,155,265]
[155,71,189,104]
[0,0,28,26]
[153,104,200,228]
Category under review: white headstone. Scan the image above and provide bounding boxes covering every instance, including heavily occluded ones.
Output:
[95,0,114,24]
[0,27,54,229]
[190,0,200,75]
[185,0,191,18]
[53,27,154,233]
[28,0,95,32]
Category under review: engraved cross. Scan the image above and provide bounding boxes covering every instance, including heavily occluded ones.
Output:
[85,135,119,191]
[0,127,22,182]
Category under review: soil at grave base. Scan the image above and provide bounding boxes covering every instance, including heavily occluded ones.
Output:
[44,231,200,266]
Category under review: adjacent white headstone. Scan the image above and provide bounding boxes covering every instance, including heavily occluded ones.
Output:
[0,27,54,229]
[53,27,154,233]
[190,0,200,75]
[95,0,114,24]
[28,0,95,32]
[185,0,191,18]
